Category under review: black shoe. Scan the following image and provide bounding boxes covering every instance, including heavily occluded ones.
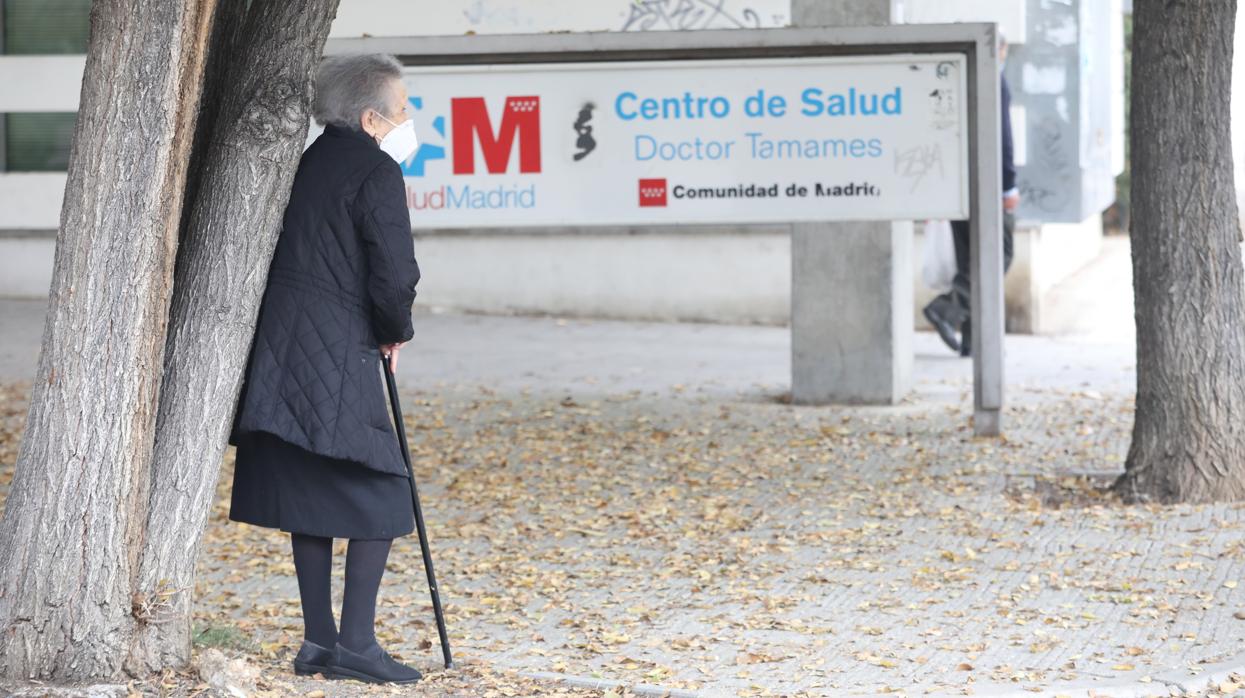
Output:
[923,296,961,354]
[293,640,335,677]
[959,318,972,357]
[328,642,422,684]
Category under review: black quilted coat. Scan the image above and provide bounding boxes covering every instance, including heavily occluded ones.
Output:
[229,123,420,477]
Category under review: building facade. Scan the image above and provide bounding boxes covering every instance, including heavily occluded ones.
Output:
[0,0,1131,333]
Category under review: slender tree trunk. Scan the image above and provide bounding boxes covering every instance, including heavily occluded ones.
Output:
[0,0,216,681]
[1114,0,1245,503]
[125,0,341,673]
[177,0,249,248]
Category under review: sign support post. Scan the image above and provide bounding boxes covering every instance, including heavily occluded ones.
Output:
[969,30,1004,437]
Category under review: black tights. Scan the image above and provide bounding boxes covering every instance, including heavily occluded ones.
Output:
[290,533,393,651]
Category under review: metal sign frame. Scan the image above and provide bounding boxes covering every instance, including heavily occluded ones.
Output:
[328,23,1005,436]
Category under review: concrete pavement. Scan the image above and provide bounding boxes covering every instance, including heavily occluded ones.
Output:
[0,297,1135,408]
[7,281,1243,697]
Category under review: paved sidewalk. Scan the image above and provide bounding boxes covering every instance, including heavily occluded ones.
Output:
[0,298,1135,405]
[7,299,1243,697]
[189,388,1244,697]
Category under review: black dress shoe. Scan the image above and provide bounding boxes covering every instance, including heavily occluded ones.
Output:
[960,318,972,357]
[293,640,335,677]
[329,642,422,684]
[923,295,962,354]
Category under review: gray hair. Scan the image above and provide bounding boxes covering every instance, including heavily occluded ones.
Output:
[313,54,403,130]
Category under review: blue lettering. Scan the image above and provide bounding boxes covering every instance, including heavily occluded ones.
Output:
[882,88,902,115]
[615,91,733,120]
[746,132,764,158]
[446,185,469,208]
[800,87,904,117]
[615,91,638,121]
[801,88,822,116]
[635,134,656,160]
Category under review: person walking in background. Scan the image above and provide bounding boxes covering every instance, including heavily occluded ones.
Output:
[228,54,424,684]
[924,33,1018,357]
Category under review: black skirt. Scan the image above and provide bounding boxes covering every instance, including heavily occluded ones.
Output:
[229,431,414,540]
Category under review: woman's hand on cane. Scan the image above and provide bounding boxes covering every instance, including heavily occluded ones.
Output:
[381,342,406,373]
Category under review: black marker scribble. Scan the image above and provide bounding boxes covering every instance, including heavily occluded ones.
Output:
[929,88,958,130]
[573,103,596,162]
[895,144,945,193]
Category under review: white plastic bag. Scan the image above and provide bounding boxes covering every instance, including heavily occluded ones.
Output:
[921,219,956,292]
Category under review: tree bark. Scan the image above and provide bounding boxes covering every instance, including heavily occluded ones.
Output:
[1114,0,1245,503]
[125,0,341,673]
[177,0,249,248]
[0,0,216,681]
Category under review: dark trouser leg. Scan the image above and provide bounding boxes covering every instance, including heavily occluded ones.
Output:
[950,213,1015,320]
[950,219,972,313]
[291,533,337,647]
[957,212,1016,355]
[1002,211,1015,273]
[339,538,393,652]
[922,219,971,353]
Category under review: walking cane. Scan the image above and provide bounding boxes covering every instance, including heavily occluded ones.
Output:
[381,353,454,669]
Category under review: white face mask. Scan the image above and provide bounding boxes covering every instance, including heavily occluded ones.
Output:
[376,112,419,164]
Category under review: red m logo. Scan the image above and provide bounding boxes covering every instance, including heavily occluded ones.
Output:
[451,96,542,175]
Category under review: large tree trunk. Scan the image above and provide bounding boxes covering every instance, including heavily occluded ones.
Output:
[1114,0,1245,503]
[0,0,216,681]
[125,0,341,673]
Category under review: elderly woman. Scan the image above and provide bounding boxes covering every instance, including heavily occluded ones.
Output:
[228,54,423,684]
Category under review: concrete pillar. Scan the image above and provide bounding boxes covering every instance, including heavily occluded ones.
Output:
[793,221,913,404]
[790,0,913,405]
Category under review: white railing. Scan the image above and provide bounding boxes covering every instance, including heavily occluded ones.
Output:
[0,55,83,230]
[0,55,85,112]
